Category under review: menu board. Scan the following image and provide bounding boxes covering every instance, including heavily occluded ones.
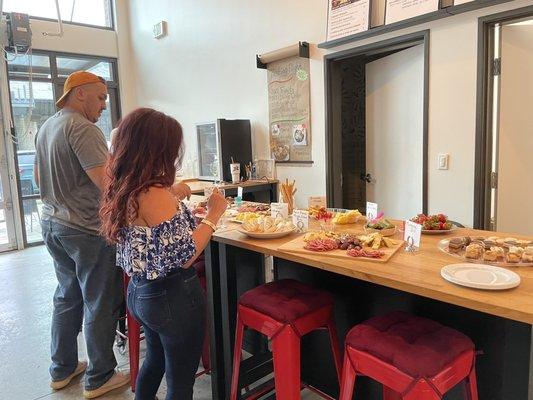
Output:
[268,56,312,163]
[385,0,439,24]
[326,0,371,41]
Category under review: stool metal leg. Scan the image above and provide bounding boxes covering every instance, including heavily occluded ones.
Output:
[383,386,402,400]
[127,312,141,392]
[272,325,301,400]
[326,316,343,385]
[338,351,356,400]
[464,367,479,400]
[230,313,245,400]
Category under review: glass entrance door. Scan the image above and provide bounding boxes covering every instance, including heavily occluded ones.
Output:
[0,136,18,252]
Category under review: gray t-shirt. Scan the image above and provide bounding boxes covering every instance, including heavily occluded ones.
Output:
[35,109,108,234]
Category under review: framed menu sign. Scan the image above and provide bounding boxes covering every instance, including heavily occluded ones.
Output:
[326,0,371,42]
[385,0,439,25]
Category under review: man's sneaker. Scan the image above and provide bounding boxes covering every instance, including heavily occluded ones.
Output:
[50,360,88,390]
[83,371,130,399]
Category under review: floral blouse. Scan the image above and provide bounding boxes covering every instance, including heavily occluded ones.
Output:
[117,204,197,280]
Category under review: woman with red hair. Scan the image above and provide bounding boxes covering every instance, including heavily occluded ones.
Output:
[100,108,227,399]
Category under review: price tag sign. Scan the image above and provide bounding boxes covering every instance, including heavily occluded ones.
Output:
[237,186,243,198]
[366,202,378,221]
[292,209,309,233]
[308,196,327,209]
[271,202,289,219]
[404,220,422,251]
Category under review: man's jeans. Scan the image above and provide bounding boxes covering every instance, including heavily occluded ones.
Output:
[42,220,122,390]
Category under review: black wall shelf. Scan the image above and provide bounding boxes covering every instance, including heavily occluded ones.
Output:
[318,0,514,49]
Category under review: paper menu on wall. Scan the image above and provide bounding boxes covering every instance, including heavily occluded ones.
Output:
[292,209,309,232]
[308,196,327,209]
[271,203,289,219]
[326,0,371,41]
[385,0,439,25]
[366,202,378,221]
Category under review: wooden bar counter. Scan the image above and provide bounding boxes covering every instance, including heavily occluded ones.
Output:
[203,220,533,400]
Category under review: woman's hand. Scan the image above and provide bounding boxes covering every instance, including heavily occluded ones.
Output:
[171,182,192,201]
[206,188,227,222]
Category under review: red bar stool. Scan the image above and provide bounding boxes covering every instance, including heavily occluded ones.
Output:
[230,279,343,400]
[125,256,211,392]
[339,311,479,400]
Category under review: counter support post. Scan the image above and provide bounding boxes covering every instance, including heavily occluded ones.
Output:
[219,242,238,399]
[205,241,225,400]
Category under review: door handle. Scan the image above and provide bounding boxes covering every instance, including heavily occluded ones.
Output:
[360,173,372,183]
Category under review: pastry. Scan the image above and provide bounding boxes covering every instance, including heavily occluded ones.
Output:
[516,239,532,247]
[506,246,523,263]
[464,236,472,246]
[490,246,505,259]
[465,243,483,259]
[448,237,465,252]
[483,250,498,262]
[522,246,533,262]
[482,239,495,250]
[487,236,499,242]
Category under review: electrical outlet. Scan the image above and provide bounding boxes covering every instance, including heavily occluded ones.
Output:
[153,21,167,39]
[437,153,449,170]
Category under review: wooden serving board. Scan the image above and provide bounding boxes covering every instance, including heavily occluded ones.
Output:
[277,234,404,263]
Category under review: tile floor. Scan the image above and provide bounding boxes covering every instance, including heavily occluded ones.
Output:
[0,245,320,399]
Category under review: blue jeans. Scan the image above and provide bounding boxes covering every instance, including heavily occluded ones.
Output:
[42,220,123,390]
[127,267,205,400]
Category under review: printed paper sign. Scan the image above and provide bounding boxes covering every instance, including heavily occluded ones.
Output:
[308,196,327,209]
[366,202,378,221]
[404,220,422,248]
[292,209,309,232]
[271,203,289,219]
[237,186,243,198]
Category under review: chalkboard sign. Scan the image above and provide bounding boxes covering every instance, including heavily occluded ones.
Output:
[267,56,312,163]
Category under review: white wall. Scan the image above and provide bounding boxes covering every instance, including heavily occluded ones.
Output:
[118,0,533,226]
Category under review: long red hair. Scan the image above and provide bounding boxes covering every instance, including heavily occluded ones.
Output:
[100,107,185,243]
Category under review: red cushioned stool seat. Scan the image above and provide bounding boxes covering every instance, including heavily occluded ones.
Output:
[339,311,479,400]
[231,279,342,400]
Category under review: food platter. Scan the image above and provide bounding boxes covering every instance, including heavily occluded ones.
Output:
[422,228,454,235]
[364,226,397,237]
[278,230,403,263]
[438,237,533,267]
[441,263,521,290]
[238,228,295,239]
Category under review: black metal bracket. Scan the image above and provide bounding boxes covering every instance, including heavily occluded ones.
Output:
[256,41,310,69]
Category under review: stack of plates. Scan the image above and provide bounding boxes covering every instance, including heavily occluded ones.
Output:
[441,263,520,290]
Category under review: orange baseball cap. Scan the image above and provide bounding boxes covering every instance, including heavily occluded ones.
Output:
[56,71,106,109]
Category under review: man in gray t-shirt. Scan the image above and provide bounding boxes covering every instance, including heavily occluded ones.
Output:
[35,71,129,397]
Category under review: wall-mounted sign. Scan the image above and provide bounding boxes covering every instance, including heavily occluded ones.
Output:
[385,0,439,25]
[268,56,312,163]
[327,0,371,41]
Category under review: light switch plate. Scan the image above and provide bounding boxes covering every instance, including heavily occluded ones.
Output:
[438,153,449,170]
[153,21,167,39]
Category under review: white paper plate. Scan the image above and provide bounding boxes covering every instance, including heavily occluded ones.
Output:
[441,263,520,290]
[238,228,294,239]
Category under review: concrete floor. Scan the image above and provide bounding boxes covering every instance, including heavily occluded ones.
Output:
[0,245,320,399]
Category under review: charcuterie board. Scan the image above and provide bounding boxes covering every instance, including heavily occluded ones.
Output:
[277,232,404,263]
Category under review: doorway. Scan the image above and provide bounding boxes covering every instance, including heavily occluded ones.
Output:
[475,6,533,234]
[325,31,429,218]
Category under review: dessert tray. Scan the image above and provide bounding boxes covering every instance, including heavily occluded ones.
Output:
[438,236,533,267]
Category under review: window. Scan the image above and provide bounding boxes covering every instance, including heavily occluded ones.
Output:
[7,51,121,245]
[3,0,113,29]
